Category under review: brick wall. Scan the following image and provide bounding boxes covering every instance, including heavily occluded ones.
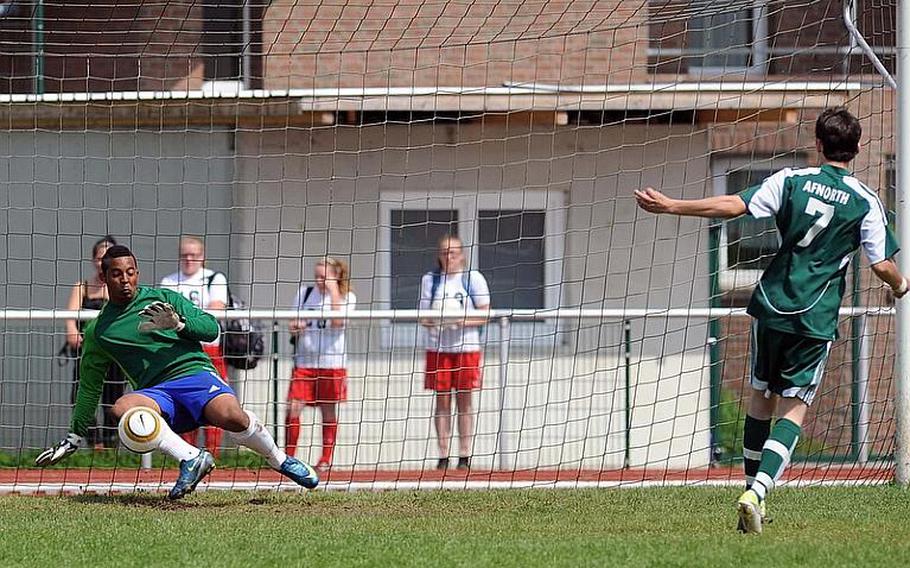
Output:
[0,1,896,94]
[261,0,651,89]
[649,0,894,77]
[0,0,205,94]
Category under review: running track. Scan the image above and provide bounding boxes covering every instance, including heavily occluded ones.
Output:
[0,464,892,495]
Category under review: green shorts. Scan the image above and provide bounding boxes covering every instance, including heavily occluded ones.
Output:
[749,319,832,406]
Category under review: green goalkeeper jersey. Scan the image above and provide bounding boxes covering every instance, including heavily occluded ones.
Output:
[739,164,899,341]
[71,286,221,436]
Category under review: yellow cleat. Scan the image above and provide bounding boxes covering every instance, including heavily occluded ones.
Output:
[736,489,763,535]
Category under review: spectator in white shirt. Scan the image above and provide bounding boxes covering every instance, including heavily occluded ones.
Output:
[419,235,490,471]
[286,257,356,471]
[159,235,229,458]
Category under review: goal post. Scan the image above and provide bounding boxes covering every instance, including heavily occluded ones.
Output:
[895,0,910,486]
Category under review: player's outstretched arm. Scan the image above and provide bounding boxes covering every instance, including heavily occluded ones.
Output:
[635,187,747,219]
[35,432,84,467]
[69,328,108,440]
[871,259,909,299]
[37,328,107,467]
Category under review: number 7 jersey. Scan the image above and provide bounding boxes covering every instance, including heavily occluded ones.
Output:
[739,164,899,340]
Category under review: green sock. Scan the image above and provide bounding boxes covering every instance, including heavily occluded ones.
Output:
[752,418,800,501]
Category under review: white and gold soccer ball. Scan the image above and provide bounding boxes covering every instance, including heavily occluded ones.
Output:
[117,406,162,454]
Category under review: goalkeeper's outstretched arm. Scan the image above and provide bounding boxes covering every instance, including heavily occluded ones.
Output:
[634,187,747,219]
[36,323,110,467]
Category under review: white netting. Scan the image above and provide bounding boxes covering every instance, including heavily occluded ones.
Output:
[0,0,899,492]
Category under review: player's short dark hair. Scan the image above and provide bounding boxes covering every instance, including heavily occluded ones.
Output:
[815,107,861,163]
[101,244,137,274]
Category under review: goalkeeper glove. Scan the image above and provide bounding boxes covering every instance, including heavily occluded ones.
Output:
[138,301,186,333]
[35,432,84,467]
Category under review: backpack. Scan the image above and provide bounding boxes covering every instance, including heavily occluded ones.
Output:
[289,286,314,347]
[429,269,486,337]
[207,271,265,370]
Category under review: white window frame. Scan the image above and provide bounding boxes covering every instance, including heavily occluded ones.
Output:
[712,155,806,291]
[378,190,566,348]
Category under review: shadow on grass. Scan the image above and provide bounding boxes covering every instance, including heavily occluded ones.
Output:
[69,490,296,511]
[71,492,239,510]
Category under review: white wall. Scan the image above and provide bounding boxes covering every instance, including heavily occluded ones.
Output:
[0,129,234,449]
[231,122,714,469]
[1,123,715,469]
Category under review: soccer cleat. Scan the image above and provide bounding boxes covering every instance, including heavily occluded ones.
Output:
[436,458,449,470]
[168,450,215,501]
[736,489,763,535]
[736,499,770,533]
[278,456,320,489]
[457,456,471,470]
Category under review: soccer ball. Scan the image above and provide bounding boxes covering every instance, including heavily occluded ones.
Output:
[117,406,162,454]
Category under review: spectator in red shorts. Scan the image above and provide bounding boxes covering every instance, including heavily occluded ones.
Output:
[160,235,229,458]
[286,257,356,470]
[420,235,490,471]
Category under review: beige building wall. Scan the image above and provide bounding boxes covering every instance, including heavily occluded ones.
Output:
[230,121,714,468]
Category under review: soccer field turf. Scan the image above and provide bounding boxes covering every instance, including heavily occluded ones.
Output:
[0,486,907,567]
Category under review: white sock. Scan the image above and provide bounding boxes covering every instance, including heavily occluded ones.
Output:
[230,410,287,469]
[156,424,201,462]
[752,472,773,501]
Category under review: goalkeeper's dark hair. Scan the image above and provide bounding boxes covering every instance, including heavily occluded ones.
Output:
[101,244,137,274]
[815,107,861,163]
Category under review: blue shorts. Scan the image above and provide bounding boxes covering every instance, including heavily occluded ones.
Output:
[135,370,236,434]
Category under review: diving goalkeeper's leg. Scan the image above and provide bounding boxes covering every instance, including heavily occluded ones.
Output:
[205,394,319,489]
[111,394,214,501]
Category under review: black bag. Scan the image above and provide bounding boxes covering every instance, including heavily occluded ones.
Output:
[56,343,79,367]
[207,272,265,370]
[289,286,314,347]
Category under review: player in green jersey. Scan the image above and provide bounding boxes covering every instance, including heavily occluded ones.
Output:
[635,107,907,534]
[36,245,320,499]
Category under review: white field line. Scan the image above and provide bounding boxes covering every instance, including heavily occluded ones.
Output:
[0,477,889,495]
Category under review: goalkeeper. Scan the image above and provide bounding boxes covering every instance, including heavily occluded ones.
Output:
[36,244,319,499]
[635,107,907,534]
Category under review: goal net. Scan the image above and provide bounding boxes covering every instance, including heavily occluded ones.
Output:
[0,0,899,493]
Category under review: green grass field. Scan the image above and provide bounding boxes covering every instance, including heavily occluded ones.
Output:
[1,487,907,567]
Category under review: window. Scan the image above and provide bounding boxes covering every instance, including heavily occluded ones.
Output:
[478,210,546,309]
[648,1,769,75]
[378,191,565,346]
[203,0,243,82]
[689,6,753,70]
[712,155,806,290]
[389,209,458,310]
